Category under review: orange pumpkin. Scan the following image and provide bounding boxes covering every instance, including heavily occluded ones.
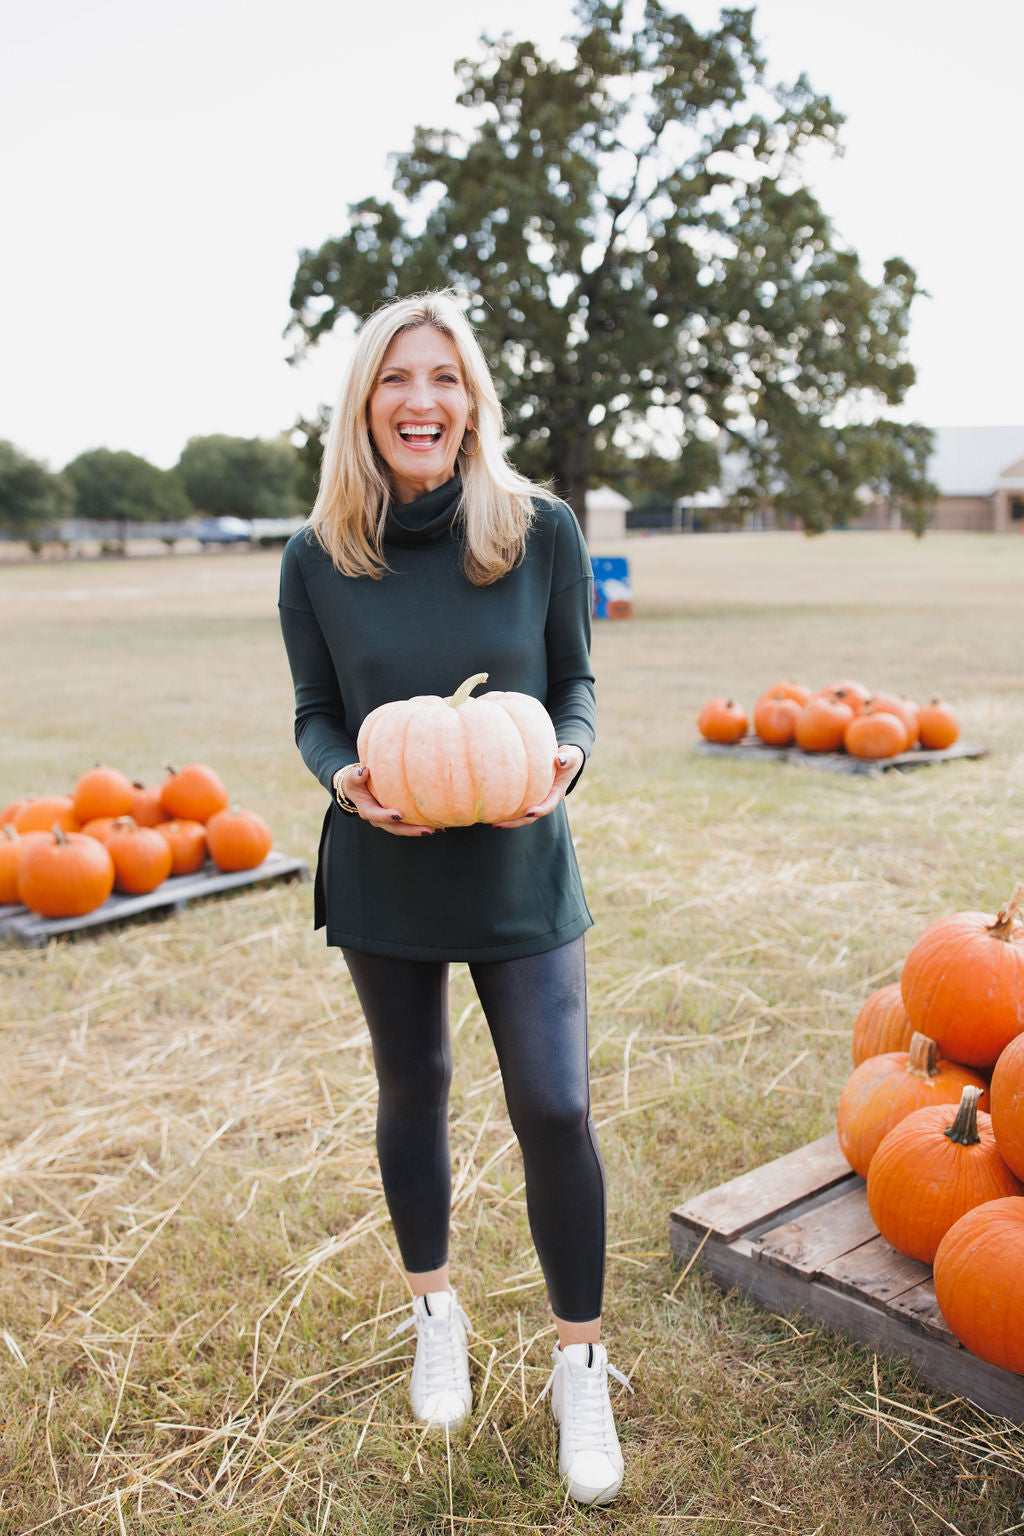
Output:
[13,796,80,834]
[852,983,915,1065]
[866,1086,1022,1264]
[990,1033,1024,1181]
[105,818,173,895]
[901,884,1024,1068]
[17,827,115,918]
[155,819,208,876]
[72,765,133,823]
[160,763,229,824]
[794,693,854,753]
[824,680,872,715]
[837,1033,989,1178]
[753,691,801,746]
[129,781,167,827]
[358,672,559,827]
[0,797,32,827]
[763,680,812,706]
[80,816,118,843]
[933,1198,1024,1373]
[697,698,748,744]
[0,826,47,904]
[917,697,960,750]
[843,708,909,760]
[205,806,272,871]
[869,692,920,749]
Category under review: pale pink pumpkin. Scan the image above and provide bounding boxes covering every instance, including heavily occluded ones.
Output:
[357,672,558,828]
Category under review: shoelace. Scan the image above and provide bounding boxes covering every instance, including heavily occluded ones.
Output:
[542,1354,633,1451]
[390,1302,471,1395]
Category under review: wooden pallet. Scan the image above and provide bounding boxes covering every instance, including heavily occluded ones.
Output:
[693,736,989,775]
[669,1134,1024,1422]
[0,852,309,946]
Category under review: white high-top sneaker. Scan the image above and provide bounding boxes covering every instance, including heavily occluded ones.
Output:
[544,1342,631,1504]
[391,1289,473,1429]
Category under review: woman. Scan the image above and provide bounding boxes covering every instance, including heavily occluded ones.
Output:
[278,291,629,1506]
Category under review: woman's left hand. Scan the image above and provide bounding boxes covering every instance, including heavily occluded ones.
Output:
[493,745,585,829]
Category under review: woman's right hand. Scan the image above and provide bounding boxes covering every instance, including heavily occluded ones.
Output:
[335,765,436,838]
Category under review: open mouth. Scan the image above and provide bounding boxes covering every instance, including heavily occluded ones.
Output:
[398,425,444,446]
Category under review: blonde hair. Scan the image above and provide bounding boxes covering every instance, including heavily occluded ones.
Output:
[308,291,548,585]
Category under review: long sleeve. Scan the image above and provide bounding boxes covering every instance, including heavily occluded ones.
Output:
[544,508,596,792]
[278,542,358,792]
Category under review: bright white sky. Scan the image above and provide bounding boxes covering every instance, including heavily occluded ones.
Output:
[3,0,1022,472]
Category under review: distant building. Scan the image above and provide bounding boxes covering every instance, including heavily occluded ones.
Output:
[661,426,1024,533]
[585,485,631,541]
[925,426,1024,531]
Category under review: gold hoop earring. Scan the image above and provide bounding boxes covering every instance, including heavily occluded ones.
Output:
[461,428,480,458]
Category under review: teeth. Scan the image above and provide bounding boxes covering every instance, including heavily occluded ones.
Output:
[399,425,442,439]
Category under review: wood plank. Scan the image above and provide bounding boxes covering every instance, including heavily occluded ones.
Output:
[886,1278,953,1342]
[821,1233,934,1307]
[667,1222,1024,1422]
[755,1187,878,1277]
[671,1132,856,1243]
[693,737,988,776]
[0,853,310,946]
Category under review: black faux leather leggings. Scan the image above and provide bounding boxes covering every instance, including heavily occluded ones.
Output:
[341,936,606,1322]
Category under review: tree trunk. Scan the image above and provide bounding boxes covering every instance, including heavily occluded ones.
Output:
[549,411,592,542]
[562,473,590,540]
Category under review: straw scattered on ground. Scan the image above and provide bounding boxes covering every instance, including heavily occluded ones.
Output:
[2,533,1023,1534]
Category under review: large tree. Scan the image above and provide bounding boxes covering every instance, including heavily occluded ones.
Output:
[62,449,192,550]
[289,0,933,534]
[177,434,302,521]
[0,441,70,540]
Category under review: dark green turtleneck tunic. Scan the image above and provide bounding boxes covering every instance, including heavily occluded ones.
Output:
[277,479,596,961]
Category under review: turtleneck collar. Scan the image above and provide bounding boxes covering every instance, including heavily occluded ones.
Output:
[384,476,462,545]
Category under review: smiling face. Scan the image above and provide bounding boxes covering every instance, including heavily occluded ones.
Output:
[367,324,472,504]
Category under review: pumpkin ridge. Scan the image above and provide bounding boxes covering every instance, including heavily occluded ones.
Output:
[402,709,440,823]
[463,700,526,823]
[366,704,420,822]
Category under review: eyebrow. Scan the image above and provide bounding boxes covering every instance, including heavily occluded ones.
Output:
[379,358,464,374]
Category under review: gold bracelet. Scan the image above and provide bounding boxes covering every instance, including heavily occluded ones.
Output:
[333,763,362,815]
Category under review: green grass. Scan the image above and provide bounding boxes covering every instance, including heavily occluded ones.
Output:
[1,532,1023,1534]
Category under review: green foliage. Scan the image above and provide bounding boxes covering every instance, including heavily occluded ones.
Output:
[0,439,70,538]
[290,409,331,509]
[62,448,192,531]
[289,0,932,531]
[178,433,303,520]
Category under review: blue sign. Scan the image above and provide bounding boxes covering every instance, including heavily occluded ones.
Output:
[591,556,632,619]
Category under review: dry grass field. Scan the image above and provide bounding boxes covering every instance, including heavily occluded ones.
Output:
[1,531,1023,1534]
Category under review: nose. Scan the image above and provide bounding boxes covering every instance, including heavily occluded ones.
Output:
[405,373,437,411]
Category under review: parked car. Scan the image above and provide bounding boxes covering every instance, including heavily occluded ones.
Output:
[194,516,253,545]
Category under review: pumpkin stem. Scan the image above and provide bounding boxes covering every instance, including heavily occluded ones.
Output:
[446,673,488,709]
[112,816,138,831]
[988,882,1024,940]
[943,1085,983,1147]
[908,1032,939,1078]
[53,825,68,845]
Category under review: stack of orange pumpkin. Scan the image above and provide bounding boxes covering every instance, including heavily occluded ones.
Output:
[838,882,1024,1374]
[698,678,960,760]
[1,762,273,920]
